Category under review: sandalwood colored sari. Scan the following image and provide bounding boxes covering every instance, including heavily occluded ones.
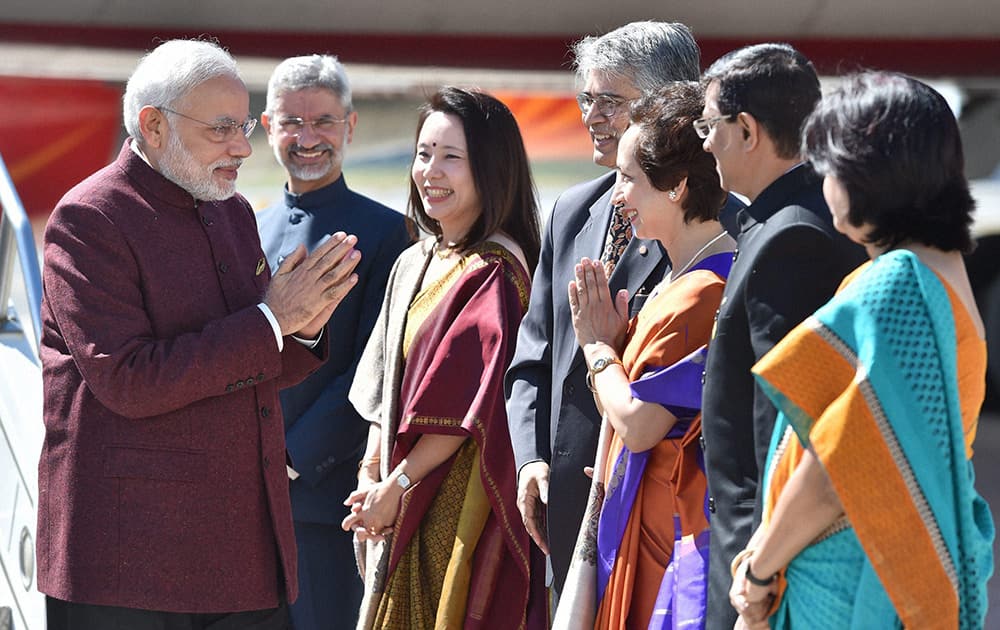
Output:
[754,249,994,629]
[349,239,547,630]
[555,253,731,630]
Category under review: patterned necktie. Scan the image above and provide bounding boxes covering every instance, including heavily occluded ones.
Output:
[600,204,633,275]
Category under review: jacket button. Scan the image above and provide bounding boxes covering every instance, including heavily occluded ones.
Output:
[218,262,229,274]
[202,215,212,226]
[261,406,270,418]
[564,384,574,396]
[638,245,648,256]
[699,435,706,450]
[708,497,716,513]
[700,371,706,385]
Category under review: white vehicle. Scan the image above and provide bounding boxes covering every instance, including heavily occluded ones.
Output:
[0,151,45,630]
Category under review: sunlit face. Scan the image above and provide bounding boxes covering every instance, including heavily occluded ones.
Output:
[158,76,252,201]
[411,111,481,239]
[612,125,680,243]
[263,87,356,194]
[579,70,642,169]
[700,81,742,195]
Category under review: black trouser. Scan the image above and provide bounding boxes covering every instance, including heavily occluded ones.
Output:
[46,597,291,630]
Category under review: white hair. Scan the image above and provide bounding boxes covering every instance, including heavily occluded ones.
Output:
[123,39,242,142]
[265,54,352,115]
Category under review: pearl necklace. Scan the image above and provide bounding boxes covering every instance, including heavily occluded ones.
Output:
[667,230,729,283]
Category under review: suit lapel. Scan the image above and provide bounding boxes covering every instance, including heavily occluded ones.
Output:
[573,186,615,267]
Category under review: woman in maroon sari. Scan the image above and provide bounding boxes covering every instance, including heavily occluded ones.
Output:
[343,87,547,629]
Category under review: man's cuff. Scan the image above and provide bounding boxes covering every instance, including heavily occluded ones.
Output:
[257,303,284,351]
[291,327,323,349]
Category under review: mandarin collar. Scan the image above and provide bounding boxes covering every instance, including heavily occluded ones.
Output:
[281,174,348,213]
[118,139,200,210]
[742,163,820,228]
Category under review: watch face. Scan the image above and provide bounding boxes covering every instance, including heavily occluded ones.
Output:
[593,358,608,371]
[397,472,412,490]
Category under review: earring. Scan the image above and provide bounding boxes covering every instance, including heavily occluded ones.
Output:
[668,190,678,201]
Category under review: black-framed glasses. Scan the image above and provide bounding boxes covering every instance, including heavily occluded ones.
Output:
[576,93,632,119]
[276,116,349,135]
[160,107,256,141]
[693,114,736,139]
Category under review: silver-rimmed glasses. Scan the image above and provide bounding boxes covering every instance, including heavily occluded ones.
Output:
[160,107,257,141]
[576,93,633,119]
[693,114,736,139]
[276,116,349,135]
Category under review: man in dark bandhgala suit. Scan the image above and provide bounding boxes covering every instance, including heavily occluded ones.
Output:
[256,54,410,630]
[696,43,868,627]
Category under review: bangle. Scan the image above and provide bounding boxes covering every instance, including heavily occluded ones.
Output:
[745,559,777,587]
[358,457,380,472]
[730,548,755,577]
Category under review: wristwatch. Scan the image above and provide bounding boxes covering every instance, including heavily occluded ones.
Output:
[589,355,622,375]
[587,355,622,392]
[396,471,412,491]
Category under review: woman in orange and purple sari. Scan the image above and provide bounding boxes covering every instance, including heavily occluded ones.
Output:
[730,72,994,629]
[555,82,734,629]
[342,87,547,629]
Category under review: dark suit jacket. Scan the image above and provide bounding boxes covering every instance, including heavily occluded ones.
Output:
[38,141,325,613]
[505,172,669,592]
[256,176,410,525]
[700,164,867,627]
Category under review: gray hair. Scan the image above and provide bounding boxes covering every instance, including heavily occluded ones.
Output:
[123,39,241,142]
[264,55,353,115]
[572,21,701,93]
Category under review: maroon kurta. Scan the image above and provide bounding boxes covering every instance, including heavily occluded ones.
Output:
[38,141,324,612]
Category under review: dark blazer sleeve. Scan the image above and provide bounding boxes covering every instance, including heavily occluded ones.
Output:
[285,218,411,485]
[505,205,557,470]
[744,217,862,517]
[43,201,288,419]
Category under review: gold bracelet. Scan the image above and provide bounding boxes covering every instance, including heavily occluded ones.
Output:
[357,457,381,471]
[730,547,755,577]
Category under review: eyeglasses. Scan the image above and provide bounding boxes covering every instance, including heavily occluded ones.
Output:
[160,107,256,141]
[276,116,349,135]
[576,93,632,119]
[693,114,736,139]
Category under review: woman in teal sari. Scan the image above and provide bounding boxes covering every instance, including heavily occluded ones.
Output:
[729,72,994,629]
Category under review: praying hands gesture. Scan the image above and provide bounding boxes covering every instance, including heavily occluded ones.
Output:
[568,257,629,362]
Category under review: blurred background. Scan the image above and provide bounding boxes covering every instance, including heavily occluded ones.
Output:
[1,1,999,626]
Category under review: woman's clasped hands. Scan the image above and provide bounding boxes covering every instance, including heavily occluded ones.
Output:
[341,473,402,543]
[568,257,629,356]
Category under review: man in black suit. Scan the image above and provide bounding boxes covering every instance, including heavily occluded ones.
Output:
[504,22,703,598]
[696,44,867,627]
[256,55,410,630]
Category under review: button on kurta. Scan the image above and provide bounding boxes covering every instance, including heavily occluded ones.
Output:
[201,215,213,226]
[218,262,229,274]
[260,406,270,418]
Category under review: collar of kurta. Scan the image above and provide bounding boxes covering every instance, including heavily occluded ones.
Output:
[118,139,200,211]
[739,162,821,231]
[281,174,348,214]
